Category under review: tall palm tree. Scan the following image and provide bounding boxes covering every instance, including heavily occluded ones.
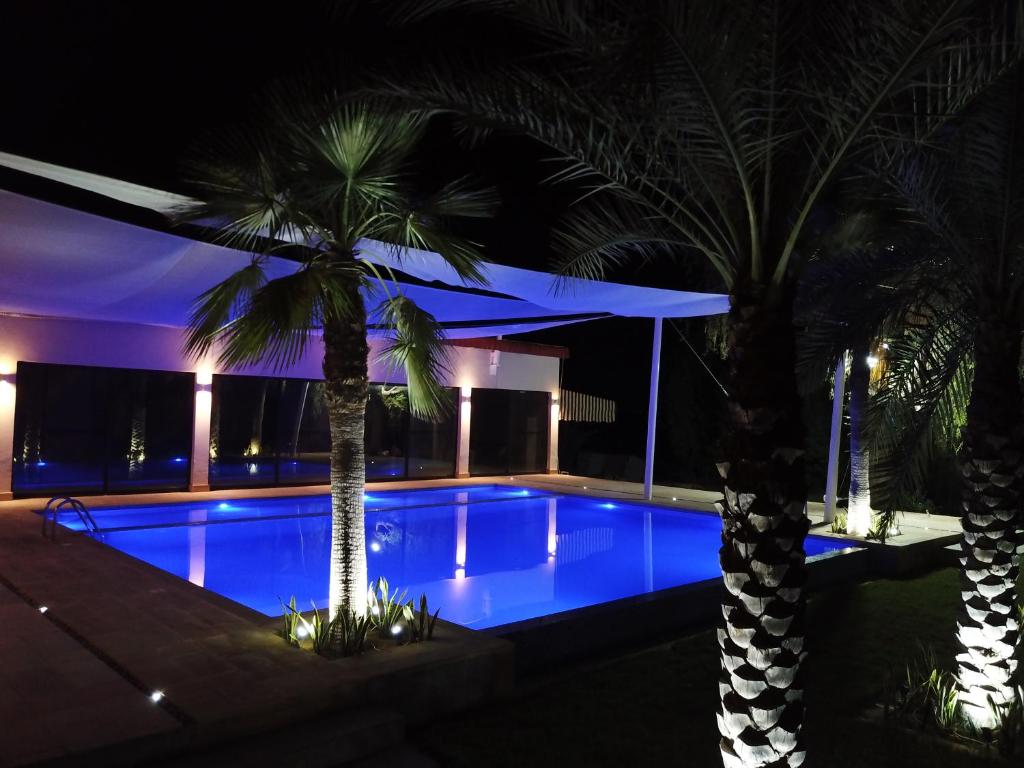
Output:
[178,93,494,643]
[800,63,1024,728]
[386,1,1018,763]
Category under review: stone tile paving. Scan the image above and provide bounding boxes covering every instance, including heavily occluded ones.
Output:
[0,584,177,766]
[0,507,364,765]
[0,492,512,766]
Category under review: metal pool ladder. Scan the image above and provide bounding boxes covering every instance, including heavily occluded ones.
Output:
[41,497,99,540]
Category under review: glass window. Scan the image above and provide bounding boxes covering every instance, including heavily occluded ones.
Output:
[469,389,550,476]
[11,362,192,496]
[277,380,331,485]
[210,375,457,487]
[407,388,457,479]
[365,385,409,480]
[209,376,282,487]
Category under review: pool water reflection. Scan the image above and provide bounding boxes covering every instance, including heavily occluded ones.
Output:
[66,487,856,630]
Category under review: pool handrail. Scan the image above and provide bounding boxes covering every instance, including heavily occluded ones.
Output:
[41,496,99,539]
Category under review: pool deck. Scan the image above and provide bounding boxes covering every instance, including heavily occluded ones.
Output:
[0,474,960,766]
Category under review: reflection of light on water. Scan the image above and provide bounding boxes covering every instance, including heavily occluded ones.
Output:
[247,463,258,475]
[454,567,465,580]
[172,457,185,463]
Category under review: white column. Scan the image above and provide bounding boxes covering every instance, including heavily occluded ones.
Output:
[548,392,560,473]
[643,317,664,500]
[190,370,213,492]
[823,353,847,524]
[456,386,472,478]
[0,367,15,501]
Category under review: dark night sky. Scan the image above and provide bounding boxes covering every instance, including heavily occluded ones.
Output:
[0,1,728,482]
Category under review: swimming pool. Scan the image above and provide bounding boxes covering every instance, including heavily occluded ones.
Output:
[57,486,856,630]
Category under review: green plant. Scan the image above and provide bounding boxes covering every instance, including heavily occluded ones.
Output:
[408,593,441,643]
[367,576,412,637]
[329,606,372,657]
[980,684,1024,757]
[927,668,961,733]
[830,510,848,535]
[279,596,302,646]
[866,510,901,544]
[301,604,330,655]
[887,644,964,735]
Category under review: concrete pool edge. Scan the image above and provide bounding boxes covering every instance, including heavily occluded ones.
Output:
[488,546,872,673]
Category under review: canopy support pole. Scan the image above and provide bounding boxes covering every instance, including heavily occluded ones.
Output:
[643,317,663,501]
[823,353,847,524]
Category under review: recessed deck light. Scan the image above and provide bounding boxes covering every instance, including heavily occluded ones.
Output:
[38,605,48,614]
[149,690,164,703]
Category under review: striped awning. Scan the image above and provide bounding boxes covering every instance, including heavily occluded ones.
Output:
[559,389,616,423]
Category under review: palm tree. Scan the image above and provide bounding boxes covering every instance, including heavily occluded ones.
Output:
[386,1,1018,763]
[800,63,1024,728]
[178,92,494,644]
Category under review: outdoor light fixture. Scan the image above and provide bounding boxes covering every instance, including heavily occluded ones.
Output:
[0,372,15,386]
[866,355,880,367]
[149,691,164,703]
[390,625,402,636]
[38,606,48,614]
[296,624,309,639]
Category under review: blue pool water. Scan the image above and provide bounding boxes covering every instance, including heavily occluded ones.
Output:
[58,486,855,630]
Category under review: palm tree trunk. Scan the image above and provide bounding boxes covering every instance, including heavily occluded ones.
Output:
[955,315,1022,728]
[322,285,370,635]
[847,341,872,536]
[717,288,809,768]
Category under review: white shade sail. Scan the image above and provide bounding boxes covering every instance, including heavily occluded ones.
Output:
[0,152,728,336]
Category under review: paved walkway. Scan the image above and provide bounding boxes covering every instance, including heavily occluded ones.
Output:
[514,473,962,549]
[0,487,509,766]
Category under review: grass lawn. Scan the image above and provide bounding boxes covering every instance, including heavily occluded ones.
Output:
[416,566,1021,767]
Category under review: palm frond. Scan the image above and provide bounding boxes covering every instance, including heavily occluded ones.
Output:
[180,91,492,376]
[374,295,454,420]
[214,262,364,371]
[184,261,268,361]
[867,304,973,508]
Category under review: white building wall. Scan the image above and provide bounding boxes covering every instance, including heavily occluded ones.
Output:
[0,313,561,496]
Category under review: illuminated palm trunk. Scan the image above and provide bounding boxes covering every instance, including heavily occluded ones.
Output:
[846,342,872,536]
[717,289,810,768]
[955,316,1022,728]
[323,282,370,635]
